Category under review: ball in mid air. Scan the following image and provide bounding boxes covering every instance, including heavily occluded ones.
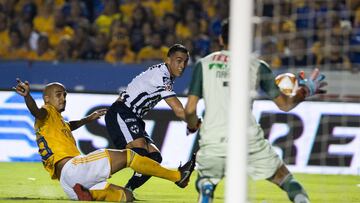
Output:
[275,73,298,96]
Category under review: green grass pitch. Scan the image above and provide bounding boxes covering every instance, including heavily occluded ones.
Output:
[0,162,359,202]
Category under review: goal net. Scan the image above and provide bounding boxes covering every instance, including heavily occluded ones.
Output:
[240,0,360,202]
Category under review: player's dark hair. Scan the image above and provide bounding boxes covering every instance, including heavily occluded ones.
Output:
[167,44,189,57]
[221,19,229,45]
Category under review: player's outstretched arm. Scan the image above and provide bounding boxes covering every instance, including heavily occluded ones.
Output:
[185,95,201,135]
[273,68,327,112]
[69,108,107,131]
[165,96,186,121]
[13,78,48,120]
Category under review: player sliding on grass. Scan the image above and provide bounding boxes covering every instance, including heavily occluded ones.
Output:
[13,79,196,202]
[184,19,327,203]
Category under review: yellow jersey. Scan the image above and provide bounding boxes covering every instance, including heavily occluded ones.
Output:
[35,104,80,179]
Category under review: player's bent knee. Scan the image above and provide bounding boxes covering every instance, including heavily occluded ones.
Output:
[147,151,162,163]
[196,177,215,203]
[130,147,148,156]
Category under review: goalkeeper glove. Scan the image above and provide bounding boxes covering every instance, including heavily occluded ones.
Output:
[297,68,327,97]
[186,118,202,135]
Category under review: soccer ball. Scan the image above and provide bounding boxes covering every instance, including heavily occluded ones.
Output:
[275,73,298,96]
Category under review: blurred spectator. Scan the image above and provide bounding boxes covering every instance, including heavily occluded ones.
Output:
[161,13,177,36]
[89,0,105,20]
[119,0,140,20]
[94,0,122,34]
[349,4,360,70]
[1,27,29,60]
[164,33,177,47]
[18,20,39,51]
[281,36,317,69]
[276,19,296,54]
[143,0,174,19]
[201,0,217,19]
[110,19,131,48]
[16,0,37,23]
[141,22,153,46]
[33,0,55,34]
[129,4,150,52]
[92,31,109,60]
[175,7,197,39]
[0,0,17,21]
[317,37,351,71]
[0,12,10,52]
[48,8,74,47]
[27,34,56,61]
[63,0,89,28]
[71,25,94,60]
[349,30,360,70]
[189,20,210,58]
[292,0,316,30]
[137,32,168,63]
[259,40,282,69]
[176,0,203,19]
[210,37,221,53]
[208,1,229,37]
[105,39,135,64]
[55,36,73,61]
[182,37,195,64]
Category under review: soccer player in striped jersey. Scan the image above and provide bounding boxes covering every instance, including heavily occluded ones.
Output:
[185,19,326,203]
[105,43,198,192]
[14,79,195,202]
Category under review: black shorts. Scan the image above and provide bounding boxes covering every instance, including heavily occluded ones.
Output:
[105,101,154,149]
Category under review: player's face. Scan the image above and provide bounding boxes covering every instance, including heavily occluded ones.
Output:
[46,85,67,112]
[167,51,189,77]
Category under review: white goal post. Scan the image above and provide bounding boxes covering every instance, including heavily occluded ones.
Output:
[225,0,253,203]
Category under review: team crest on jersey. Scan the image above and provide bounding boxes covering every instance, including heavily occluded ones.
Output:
[130,124,140,134]
[163,77,173,91]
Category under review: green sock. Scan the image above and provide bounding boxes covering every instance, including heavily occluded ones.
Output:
[280,174,309,202]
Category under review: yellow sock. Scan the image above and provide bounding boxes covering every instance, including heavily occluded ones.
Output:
[90,187,127,202]
[126,149,180,182]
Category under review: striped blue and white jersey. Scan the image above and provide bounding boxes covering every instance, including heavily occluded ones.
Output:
[119,63,176,118]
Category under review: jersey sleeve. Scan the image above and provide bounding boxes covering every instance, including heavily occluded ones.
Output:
[40,105,51,120]
[188,61,203,98]
[258,61,281,99]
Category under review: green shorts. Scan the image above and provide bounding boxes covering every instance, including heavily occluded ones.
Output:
[196,144,226,185]
[247,124,283,180]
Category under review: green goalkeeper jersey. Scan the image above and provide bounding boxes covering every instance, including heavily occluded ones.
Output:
[188,50,281,155]
[248,56,281,153]
[188,50,230,154]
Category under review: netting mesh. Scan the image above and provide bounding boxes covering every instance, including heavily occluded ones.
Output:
[253,0,359,71]
[248,1,360,202]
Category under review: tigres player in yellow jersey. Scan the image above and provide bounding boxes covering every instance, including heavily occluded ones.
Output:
[14,78,196,202]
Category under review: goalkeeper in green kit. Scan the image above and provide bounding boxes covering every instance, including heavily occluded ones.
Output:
[184,19,327,203]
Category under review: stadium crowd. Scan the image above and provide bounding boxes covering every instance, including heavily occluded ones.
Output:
[254,0,360,72]
[0,0,228,65]
[0,0,359,71]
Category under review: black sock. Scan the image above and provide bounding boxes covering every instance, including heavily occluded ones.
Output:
[125,151,162,191]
